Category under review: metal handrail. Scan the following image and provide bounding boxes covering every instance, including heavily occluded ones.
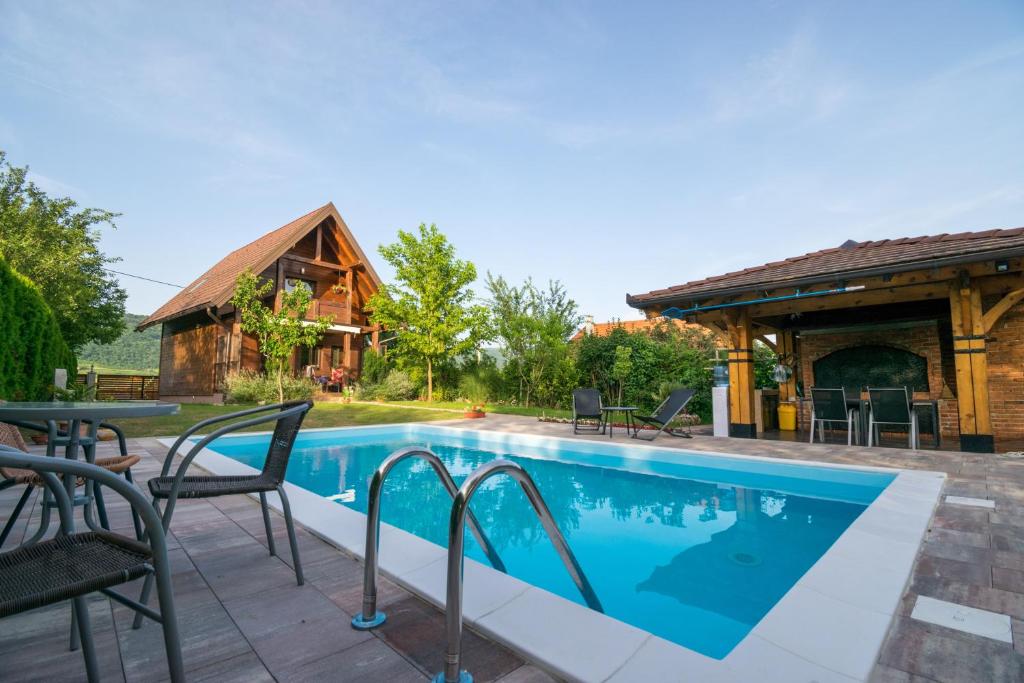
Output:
[351,447,508,630]
[436,459,603,683]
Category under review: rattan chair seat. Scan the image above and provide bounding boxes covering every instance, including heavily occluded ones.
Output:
[0,531,152,618]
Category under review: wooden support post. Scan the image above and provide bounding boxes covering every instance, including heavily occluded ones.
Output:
[725,309,757,438]
[371,327,380,352]
[315,224,323,261]
[949,282,994,453]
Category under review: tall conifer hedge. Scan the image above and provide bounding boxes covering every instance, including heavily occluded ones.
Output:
[0,256,77,400]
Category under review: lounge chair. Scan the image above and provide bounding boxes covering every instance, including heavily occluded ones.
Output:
[572,389,605,434]
[632,388,695,440]
[0,446,185,682]
[132,400,312,629]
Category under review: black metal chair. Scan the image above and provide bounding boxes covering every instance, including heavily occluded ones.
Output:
[132,400,312,630]
[867,387,918,449]
[572,389,605,434]
[0,446,184,683]
[809,387,859,445]
[632,388,695,441]
[0,421,142,549]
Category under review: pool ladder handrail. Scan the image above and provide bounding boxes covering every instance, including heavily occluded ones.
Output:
[351,447,507,629]
[435,458,603,683]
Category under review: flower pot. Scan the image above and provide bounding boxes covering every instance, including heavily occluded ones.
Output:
[463,410,486,419]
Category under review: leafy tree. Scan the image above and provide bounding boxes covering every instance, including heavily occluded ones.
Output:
[611,345,633,404]
[77,313,160,372]
[486,275,580,407]
[0,151,127,349]
[230,269,331,403]
[367,224,490,401]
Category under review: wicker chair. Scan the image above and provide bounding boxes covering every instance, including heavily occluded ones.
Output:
[132,400,312,630]
[0,446,184,682]
[0,421,142,549]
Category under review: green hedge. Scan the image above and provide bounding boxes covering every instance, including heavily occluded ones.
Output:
[0,256,77,400]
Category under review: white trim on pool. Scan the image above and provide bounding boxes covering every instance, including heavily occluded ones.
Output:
[161,423,945,683]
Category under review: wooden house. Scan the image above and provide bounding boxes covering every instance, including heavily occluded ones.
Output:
[628,227,1024,453]
[138,203,384,402]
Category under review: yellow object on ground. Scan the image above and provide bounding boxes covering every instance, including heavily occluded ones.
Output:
[777,402,798,431]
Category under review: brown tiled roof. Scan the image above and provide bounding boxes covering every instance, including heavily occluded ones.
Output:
[628,227,1024,307]
[138,203,381,329]
[571,317,706,341]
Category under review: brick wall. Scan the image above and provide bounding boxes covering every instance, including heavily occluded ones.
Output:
[985,299,1024,440]
[795,321,961,438]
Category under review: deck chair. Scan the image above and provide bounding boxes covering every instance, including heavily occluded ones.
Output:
[632,388,695,441]
[809,387,859,445]
[572,389,606,434]
[867,387,918,449]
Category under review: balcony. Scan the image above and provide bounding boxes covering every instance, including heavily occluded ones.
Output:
[305,298,350,325]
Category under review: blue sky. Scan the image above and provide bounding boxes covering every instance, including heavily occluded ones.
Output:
[2,1,1022,322]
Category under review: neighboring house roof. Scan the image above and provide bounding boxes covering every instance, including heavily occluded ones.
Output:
[571,317,706,341]
[137,202,383,330]
[627,227,1024,308]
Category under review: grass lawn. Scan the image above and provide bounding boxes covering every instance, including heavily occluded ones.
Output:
[369,400,573,419]
[111,401,459,438]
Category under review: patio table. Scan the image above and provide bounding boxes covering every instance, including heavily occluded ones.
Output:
[601,406,637,438]
[0,401,179,541]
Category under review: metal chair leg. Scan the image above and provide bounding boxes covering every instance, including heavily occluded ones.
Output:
[808,409,816,443]
[278,485,304,586]
[0,486,33,549]
[124,469,144,540]
[867,415,874,447]
[847,411,853,446]
[260,491,277,556]
[72,596,100,683]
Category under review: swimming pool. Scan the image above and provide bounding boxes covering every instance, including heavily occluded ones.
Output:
[198,424,896,660]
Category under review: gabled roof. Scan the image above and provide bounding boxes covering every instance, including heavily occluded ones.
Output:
[628,226,1024,307]
[138,203,383,330]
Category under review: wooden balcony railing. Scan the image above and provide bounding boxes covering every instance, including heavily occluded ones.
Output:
[305,299,351,325]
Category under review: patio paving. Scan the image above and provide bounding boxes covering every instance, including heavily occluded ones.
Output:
[3,416,1024,681]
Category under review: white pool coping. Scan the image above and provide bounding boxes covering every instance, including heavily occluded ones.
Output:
[160,424,945,683]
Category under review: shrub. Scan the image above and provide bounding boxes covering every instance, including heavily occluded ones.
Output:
[360,349,391,385]
[225,371,316,404]
[376,370,418,401]
[458,374,490,404]
[0,256,77,400]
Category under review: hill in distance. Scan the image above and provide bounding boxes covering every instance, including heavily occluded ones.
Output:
[77,313,160,375]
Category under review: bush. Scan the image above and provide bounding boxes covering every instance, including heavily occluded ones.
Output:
[377,370,418,401]
[360,348,391,385]
[458,374,490,404]
[225,371,316,404]
[0,256,77,400]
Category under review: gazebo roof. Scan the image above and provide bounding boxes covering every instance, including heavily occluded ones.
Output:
[628,226,1024,308]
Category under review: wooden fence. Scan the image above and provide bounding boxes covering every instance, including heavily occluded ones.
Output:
[76,374,159,400]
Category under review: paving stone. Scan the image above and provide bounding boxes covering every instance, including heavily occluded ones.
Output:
[280,637,427,682]
[993,566,1024,594]
[926,526,991,549]
[913,554,992,587]
[879,616,1023,682]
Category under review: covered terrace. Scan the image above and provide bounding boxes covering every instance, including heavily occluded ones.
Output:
[627,228,1024,453]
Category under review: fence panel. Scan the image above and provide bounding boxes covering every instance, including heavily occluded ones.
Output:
[76,374,159,400]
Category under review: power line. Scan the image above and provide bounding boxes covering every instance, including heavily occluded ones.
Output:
[104,268,184,288]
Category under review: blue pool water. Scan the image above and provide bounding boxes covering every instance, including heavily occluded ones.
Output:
[202,425,894,658]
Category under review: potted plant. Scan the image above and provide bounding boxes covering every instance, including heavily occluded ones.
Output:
[330,282,349,295]
[464,403,486,419]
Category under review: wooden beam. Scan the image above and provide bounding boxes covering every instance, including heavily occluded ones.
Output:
[982,287,1024,333]
[756,334,777,353]
[281,254,345,270]
[725,309,757,438]
[968,286,992,437]
[315,224,323,261]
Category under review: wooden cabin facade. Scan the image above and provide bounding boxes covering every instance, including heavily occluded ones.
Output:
[138,203,384,402]
[628,228,1024,453]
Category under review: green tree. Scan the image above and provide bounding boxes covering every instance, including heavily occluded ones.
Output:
[0,151,127,349]
[230,269,331,403]
[367,224,490,401]
[485,275,580,407]
[611,345,633,404]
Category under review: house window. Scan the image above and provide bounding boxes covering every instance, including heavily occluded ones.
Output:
[284,277,316,294]
[331,346,343,367]
[298,345,321,371]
